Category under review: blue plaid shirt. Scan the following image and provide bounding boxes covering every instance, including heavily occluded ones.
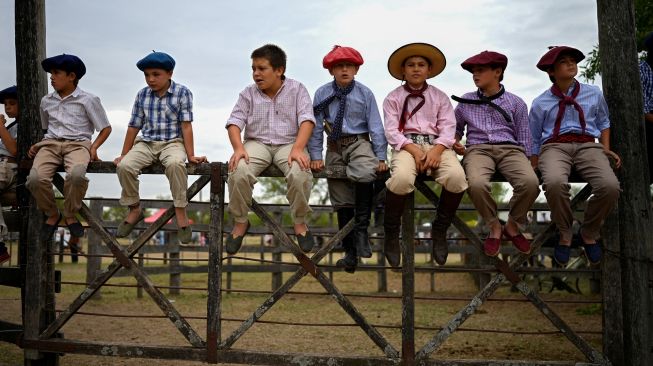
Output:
[641,61,653,114]
[129,80,193,141]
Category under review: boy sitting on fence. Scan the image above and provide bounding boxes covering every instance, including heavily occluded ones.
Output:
[452,51,539,257]
[225,44,316,255]
[0,85,19,264]
[308,46,388,273]
[529,46,621,265]
[27,54,112,243]
[382,43,468,267]
[114,51,207,243]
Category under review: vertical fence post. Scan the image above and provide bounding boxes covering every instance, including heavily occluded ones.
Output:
[137,251,144,299]
[376,247,387,293]
[169,242,180,295]
[402,192,415,365]
[207,163,224,363]
[271,210,283,291]
[86,200,103,300]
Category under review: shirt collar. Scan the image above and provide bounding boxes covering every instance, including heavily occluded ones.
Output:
[51,86,81,101]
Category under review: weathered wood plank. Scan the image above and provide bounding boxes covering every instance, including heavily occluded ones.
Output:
[207,163,224,363]
[402,193,416,364]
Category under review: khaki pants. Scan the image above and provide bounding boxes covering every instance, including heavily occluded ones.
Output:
[228,140,313,224]
[325,139,378,207]
[386,147,468,195]
[26,139,91,218]
[463,144,540,228]
[0,161,17,240]
[539,142,620,242]
[117,138,188,208]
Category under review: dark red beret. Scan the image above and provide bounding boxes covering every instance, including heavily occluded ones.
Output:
[322,46,364,69]
[536,46,585,71]
[460,51,508,72]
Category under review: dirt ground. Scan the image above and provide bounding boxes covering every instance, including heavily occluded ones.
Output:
[0,249,603,365]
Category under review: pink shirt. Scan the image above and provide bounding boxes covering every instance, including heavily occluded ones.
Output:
[226,78,315,145]
[383,84,456,151]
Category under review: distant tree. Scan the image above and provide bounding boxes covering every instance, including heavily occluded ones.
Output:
[581,0,652,82]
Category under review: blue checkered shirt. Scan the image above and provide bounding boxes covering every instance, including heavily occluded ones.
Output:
[641,61,653,114]
[129,80,193,141]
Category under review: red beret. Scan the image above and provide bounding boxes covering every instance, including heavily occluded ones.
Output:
[322,46,364,69]
[460,51,508,72]
[536,46,585,71]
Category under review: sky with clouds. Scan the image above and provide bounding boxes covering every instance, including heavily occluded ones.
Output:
[0,0,602,200]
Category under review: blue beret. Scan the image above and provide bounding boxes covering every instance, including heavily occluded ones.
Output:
[645,32,653,51]
[136,52,176,71]
[41,54,86,79]
[0,86,17,104]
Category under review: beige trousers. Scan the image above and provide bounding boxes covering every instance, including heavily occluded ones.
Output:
[463,144,540,228]
[386,147,468,195]
[26,139,91,218]
[539,142,620,242]
[0,161,17,240]
[228,140,313,224]
[117,138,188,208]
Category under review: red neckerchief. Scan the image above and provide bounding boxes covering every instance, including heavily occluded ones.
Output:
[399,83,428,132]
[550,79,585,139]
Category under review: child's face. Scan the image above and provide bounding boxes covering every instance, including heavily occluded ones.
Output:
[49,69,76,93]
[402,56,431,87]
[471,65,501,90]
[252,57,283,93]
[329,62,359,87]
[3,99,18,119]
[549,55,578,82]
[144,68,173,95]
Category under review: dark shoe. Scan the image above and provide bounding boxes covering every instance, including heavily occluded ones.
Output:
[383,191,406,267]
[582,243,602,265]
[67,218,85,238]
[0,244,9,265]
[483,237,501,257]
[353,183,374,258]
[431,189,464,265]
[225,221,250,255]
[297,230,315,253]
[502,227,531,254]
[336,250,358,274]
[116,212,145,238]
[554,244,571,266]
[40,212,62,243]
[178,225,192,244]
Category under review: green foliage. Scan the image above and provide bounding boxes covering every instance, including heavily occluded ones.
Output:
[576,303,602,316]
[581,0,652,82]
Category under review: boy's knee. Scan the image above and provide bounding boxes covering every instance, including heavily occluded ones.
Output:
[67,165,88,185]
[26,168,48,190]
[287,169,311,187]
[514,174,541,195]
[594,177,620,200]
[165,159,186,174]
[543,178,569,194]
[466,177,489,195]
[228,164,253,186]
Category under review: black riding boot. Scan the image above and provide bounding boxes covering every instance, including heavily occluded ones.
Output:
[431,189,464,265]
[383,190,406,267]
[353,182,374,258]
[335,208,357,273]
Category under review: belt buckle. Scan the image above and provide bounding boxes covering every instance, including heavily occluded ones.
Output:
[413,134,428,145]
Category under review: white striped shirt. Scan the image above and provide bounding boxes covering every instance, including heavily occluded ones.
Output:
[0,122,17,157]
[226,78,315,145]
[40,87,111,141]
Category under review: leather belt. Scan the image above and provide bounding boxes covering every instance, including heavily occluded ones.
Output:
[405,134,438,145]
[327,134,369,152]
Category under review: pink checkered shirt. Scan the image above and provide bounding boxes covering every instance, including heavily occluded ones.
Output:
[226,78,316,145]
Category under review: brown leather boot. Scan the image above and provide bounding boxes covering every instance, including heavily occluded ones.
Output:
[431,189,464,265]
[383,190,406,267]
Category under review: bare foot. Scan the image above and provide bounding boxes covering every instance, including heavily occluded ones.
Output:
[293,222,308,235]
[503,218,520,237]
[125,206,142,224]
[231,221,249,237]
[174,207,189,227]
[45,212,60,226]
[488,221,502,239]
[580,228,597,245]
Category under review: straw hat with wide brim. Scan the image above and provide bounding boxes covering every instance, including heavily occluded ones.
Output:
[387,43,446,80]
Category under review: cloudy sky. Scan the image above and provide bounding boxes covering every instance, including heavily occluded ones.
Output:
[0,0,601,200]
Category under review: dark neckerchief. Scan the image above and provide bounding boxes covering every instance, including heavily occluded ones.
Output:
[399,82,428,132]
[5,121,17,130]
[313,80,356,141]
[550,79,585,139]
[451,85,512,123]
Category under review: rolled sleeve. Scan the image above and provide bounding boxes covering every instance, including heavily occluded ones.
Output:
[86,95,111,131]
[528,104,544,156]
[296,84,316,127]
[225,91,250,131]
[128,93,144,129]
[432,96,456,148]
[179,89,193,122]
[39,97,49,130]
[513,99,532,156]
[595,93,611,131]
[366,93,387,161]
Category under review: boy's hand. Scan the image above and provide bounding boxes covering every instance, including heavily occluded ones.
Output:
[188,155,208,164]
[310,160,324,172]
[113,155,125,165]
[0,115,5,126]
[604,150,622,169]
[28,144,40,158]
[288,147,310,170]
[453,141,466,155]
[424,147,443,169]
[376,161,388,173]
[90,146,100,161]
[228,147,249,172]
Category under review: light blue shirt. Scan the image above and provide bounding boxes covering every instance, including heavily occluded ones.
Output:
[529,82,610,155]
[308,80,387,161]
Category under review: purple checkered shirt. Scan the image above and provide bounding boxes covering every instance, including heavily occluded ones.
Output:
[226,78,316,145]
[454,89,532,155]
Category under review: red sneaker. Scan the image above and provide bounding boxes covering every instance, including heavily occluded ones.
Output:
[502,228,531,254]
[483,237,501,257]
